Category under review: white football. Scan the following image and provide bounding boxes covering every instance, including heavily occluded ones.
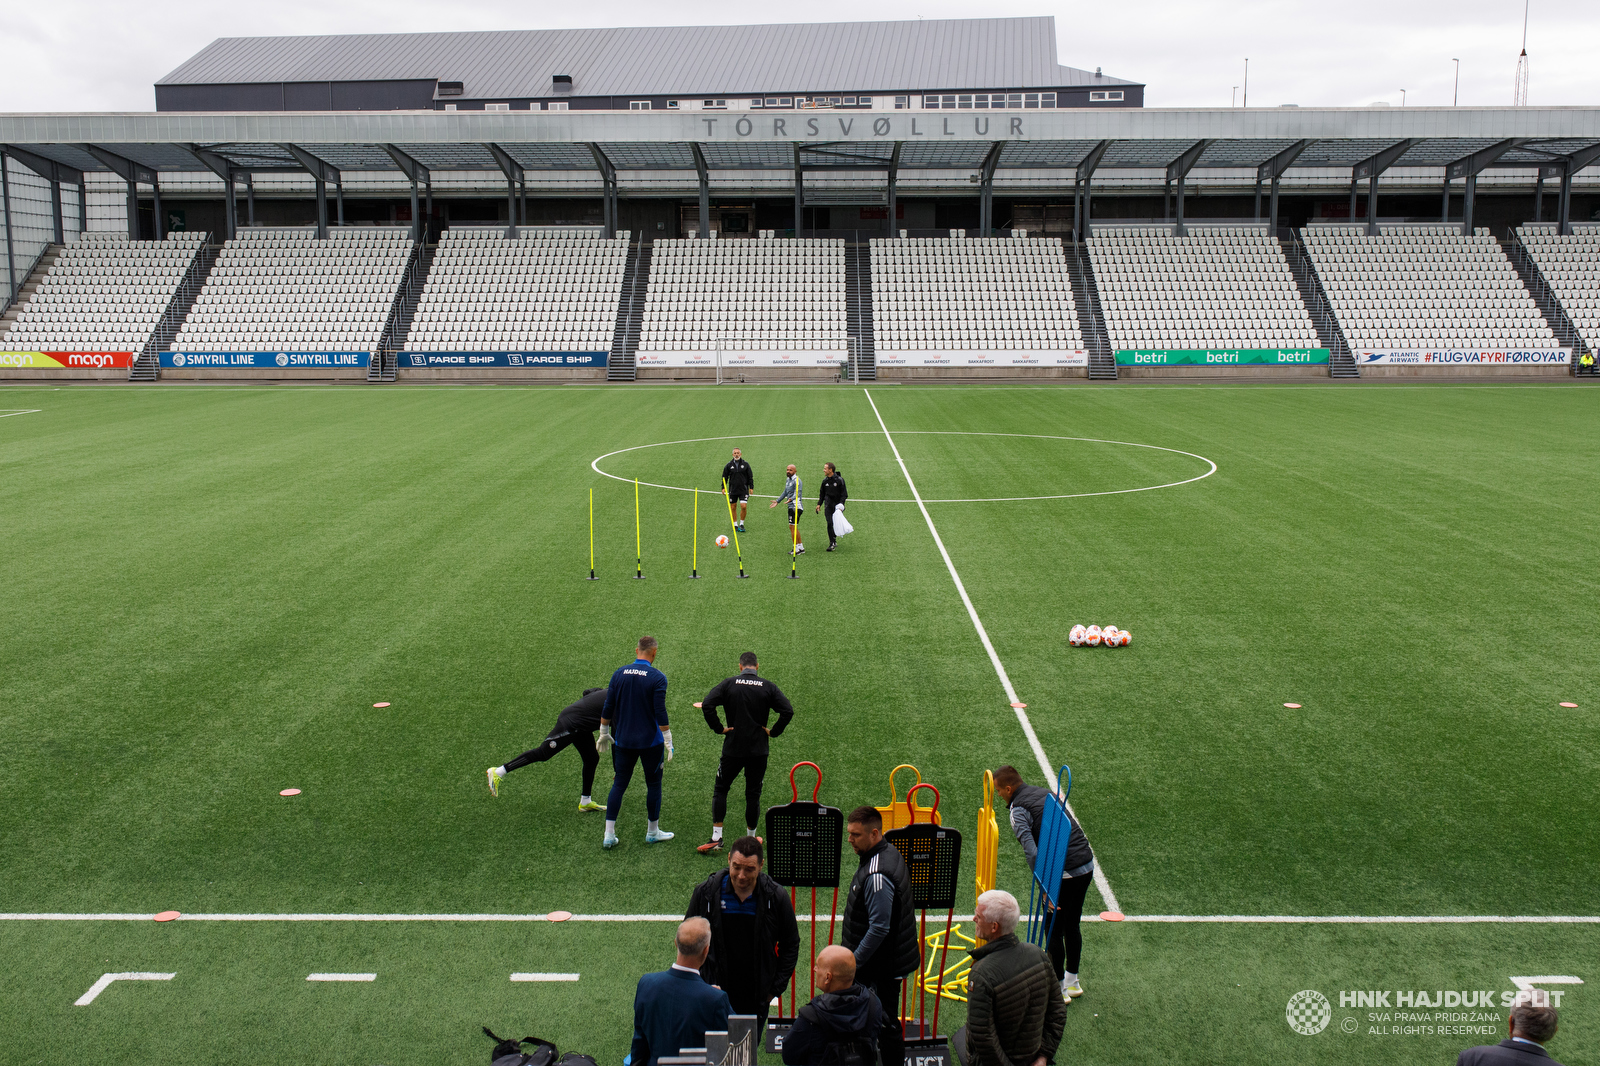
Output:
[1085,625,1102,646]
[716,534,729,548]
[1069,624,1086,646]
[1102,626,1119,643]
[1119,630,1132,646]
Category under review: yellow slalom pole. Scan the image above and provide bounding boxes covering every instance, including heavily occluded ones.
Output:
[789,480,798,579]
[634,477,644,580]
[691,487,699,579]
[588,488,596,580]
[723,478,748,579]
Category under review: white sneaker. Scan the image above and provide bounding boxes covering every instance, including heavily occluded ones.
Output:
[603,830,619,849]
[1063,978,1084,999]
[645,828,675,843]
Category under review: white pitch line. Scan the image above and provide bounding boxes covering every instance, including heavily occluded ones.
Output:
[7,911,1600,924]
[1123,915,1600,924]
[74,972,175,1006]
[307,972,376,981]
[0,409,42,418]
[862,388,1122,916]
[511,973,581,981]
[1511,976,1585,989]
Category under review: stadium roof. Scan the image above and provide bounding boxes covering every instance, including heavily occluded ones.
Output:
[2,108,1596,177]
[156,18,1139,100]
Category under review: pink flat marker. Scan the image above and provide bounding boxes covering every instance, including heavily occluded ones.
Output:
[1560,702,1578,708]
[547,910,573,923]
[153,911,181,922]
[1099,911,1126,922]
[1283,703,1302,709]
[693,702,703,709]
[279,788,301,797]
[373,702,390,708]
[1011,702,1027,709]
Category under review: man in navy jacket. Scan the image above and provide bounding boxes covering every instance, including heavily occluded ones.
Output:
[600,636,674,849]
[631,917,732,1066]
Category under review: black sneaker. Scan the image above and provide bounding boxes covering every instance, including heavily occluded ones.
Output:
[696,839,724,854]
[827,544,836,552]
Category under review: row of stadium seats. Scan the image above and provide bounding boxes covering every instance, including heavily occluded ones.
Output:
[1303,227,1560,351]
[1089,230,1318,350]
[870,237,1082,350]
[171,229,413,353]
[406,231,627,351]
[1516,226,1600,354]
[640,238,848,349]
[7,230,1589,362]
[0,233,205,352]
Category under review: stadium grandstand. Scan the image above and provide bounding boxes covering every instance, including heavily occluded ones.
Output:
[0,17,1597,381]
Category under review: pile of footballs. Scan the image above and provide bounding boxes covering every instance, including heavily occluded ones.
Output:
[1069,624,1131,647]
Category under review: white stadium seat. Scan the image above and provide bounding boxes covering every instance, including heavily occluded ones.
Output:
[1516,224,1600,353]
[169,228,413,353]
[637,238,847,352]
[867,236,1082,351]
[405,229,627,351]
[1088,227,1317,350]
[0,233,206,353]
[1302,225,1557,351]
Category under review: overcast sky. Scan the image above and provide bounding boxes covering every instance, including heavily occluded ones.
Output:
[6,0,1596,112]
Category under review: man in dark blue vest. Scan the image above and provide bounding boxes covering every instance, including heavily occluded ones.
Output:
[599,636,674,849]
[840,806,921,1066]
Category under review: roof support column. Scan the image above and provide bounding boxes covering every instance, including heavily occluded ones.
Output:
[1351,139,1418,236]
[1533,171,1545,222]
[151,176,164,240]
[281,145,340,239]
[335,179,344,228]
[77,181,87,241]
[1440,175,1451,223]
[125,179,138,239]
[793,145,804,239]
[246,174,256,227]
[223,175,237,242]
[1167,140,1212,237]
[689,143,710,238]
[585,144,617,239]
[50,174,64,245]
[886,142,901,236]
[82,145,152,239]
[1446,140,1525,236]
[1075,140,1111,241]
[977,141,1005,236]
[179,144,238,240]
[1257,140,1311,233]
[1558,166,1573,235]
[1163,177,1171,221]
[2,152,15,305]
[381,145,432,243]
[487,143,526,237]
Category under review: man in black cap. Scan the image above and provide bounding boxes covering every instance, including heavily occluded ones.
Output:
[841,806,921,1066]
[696,652,795,852]
[722,448,755,533]
[486,687,607,811]
[815,462,848,552]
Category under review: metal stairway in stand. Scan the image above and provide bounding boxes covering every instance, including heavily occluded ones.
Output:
[1066,238,1116,379]
[607,237,650,381]
[844,242,876,381]
[1283,233,1358,378]
[1502,234,1589,372]
[133,241,216,381]
[370,241,431,382]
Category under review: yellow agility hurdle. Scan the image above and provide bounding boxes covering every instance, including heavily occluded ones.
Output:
[916,923,979,1003]
[875,764,940,830]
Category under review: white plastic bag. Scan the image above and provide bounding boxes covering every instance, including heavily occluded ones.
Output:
[832,504,854,536]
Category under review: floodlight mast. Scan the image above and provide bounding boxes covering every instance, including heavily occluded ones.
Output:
[1513,0,1530,105]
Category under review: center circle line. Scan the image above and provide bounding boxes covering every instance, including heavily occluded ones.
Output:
[591,431,1217,504]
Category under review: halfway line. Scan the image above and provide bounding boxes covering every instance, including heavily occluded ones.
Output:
[862,388,1122,916]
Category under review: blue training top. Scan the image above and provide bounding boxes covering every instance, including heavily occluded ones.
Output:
[602,658,669,748]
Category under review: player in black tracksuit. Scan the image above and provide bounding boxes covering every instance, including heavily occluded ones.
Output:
[485,688,607,811]
[722,449,755,532]
[815,462,848,551]
[695,652,795,852]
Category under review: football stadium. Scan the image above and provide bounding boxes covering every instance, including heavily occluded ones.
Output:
[1,14,1596,1066]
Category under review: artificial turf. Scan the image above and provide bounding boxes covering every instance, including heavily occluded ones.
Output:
[0,381,1594,1065]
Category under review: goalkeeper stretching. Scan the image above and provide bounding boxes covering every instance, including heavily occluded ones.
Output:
[598,635,675,850]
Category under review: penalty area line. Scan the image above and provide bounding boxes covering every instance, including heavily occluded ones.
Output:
[862,387,1122,916]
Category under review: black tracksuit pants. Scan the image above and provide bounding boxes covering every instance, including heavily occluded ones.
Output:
[711,750,768,831]
[821,500,843,545]
[1047,870,1095,978]
[504,727,600,796]
[869,975,904,1066]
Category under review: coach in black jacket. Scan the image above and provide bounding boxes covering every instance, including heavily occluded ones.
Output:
[842,807,921,1066]
[697,652,795,849]
[685,835,800,1032]
[1459,1004,1565,1065]
[815,463,848,551]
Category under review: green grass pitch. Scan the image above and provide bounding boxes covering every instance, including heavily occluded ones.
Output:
[0,381,1595,1065]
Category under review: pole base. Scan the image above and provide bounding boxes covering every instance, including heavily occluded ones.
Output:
[633,574,646,580]
[587,575,598,581]
[788,573,799,579]
[737,573,750,579]
[689,574,700,579]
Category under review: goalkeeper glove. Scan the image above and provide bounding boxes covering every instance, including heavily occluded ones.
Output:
[597,724,613,754]
[661,730,675,762]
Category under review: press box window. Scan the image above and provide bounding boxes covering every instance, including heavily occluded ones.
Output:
[485,102,510,111]
[704,99,727,109]
[1089,91,1124,102]
[546,101,568,111]
[666,100,679,109]
[894,96,909,109]
[630,101,651,110]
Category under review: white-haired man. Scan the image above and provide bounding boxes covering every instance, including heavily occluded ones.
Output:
[953,890,1067,1066]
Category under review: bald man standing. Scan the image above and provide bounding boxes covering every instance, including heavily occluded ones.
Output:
[782,945,886,1066]
[631,917,732,1066]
